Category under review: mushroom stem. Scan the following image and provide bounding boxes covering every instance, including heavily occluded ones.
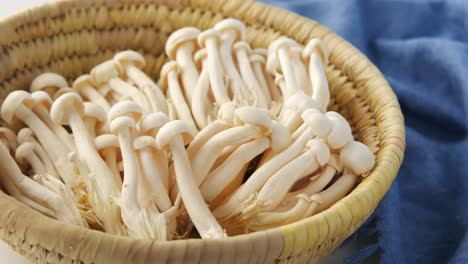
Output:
[187,120,231,159]
[249,194,313,229]
[14,105,78,185]
[0,142,84,225]
[201,137,270,202]
[242,139,329,216]
[15,142,47,175]
[108,78,153,113]
[17,128,60,179]
[192,53,212,129]
[316,171,357,212]
[191,125,262,185]
[134,137,172,211]
[309,53,330,112]
[233,42,268,108]
[125,66,167,113]
[175,43,199,103]
[198,30,230,104]
[214,127,315,220]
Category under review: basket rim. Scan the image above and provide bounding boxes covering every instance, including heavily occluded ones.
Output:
[0,0,405,262]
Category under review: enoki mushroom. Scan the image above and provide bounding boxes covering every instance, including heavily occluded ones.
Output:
[0,19,375,240]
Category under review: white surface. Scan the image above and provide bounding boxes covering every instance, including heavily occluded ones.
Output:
[0,1,362,263]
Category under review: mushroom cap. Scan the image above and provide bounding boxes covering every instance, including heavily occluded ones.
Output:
[0,127,18,150]
[31,91,53,110]
[217,102,237,124]
[268,37,300,55]
[17,128,34,144]
[109,116,136,134]
[302,108,332,138]
[340,141,375,176]
[15,142,35,165]
[158,61,179,90]
[285,91,319,113]
[197,29,222,48]
[306,139,330,166]
[95,134,119,150]
[30,72,68,92]
[133,135,158,150]
[233,41,252,55]
[108,100,143,123]
[302,38,329,66]
[138,112,170,135]
[250,53,265,64]
[165,27,201,60]
[52,87,76,101]
[84,102,107,125]
[50,93,85,125]
[270,121,291,153]
[73,74,94,92]
[214,18,247,41]
[113,50,146,73]
[155,120,197,148]
[1,90,34,124]
[91,60,120,85]
[234,106,273,132]
[326,116,353,149]
[194,49,208,69]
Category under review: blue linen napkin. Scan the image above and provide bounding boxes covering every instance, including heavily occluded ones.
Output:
[260,1,468,263]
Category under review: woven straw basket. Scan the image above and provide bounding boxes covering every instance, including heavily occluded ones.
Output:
[0,0,405,263]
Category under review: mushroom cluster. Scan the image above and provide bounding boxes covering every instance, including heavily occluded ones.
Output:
[0,19,375,240]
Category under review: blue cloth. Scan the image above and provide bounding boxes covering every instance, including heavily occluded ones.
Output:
[260,1,468,263]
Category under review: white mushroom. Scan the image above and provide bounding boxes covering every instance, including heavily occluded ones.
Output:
[165,28,201,104]
[95,134,123,188]
[250,51,272,104]
[15,142,47,175]
[214,19,251,103]
[73,74,112,112]
[200,137,270,203]
[233,41,268,108]
[30,91,76,151]
[159,61,198,132]
[156,120,226,239]
[303,39,330,112]
[242,139,330,216]
[113,50,167,112]
[138,113,171,192]
[214,110,326,220]
[191,49,213,129]
[16,128,59,179]
[51,93,125,235]
[190,106,272,186]
[1,91,80,186]
[30,72,69,99]
[197,29,230,104]
[267,38,301,98]
[0,138,86,226]
[83,102,108,138]
[91,60,152,113]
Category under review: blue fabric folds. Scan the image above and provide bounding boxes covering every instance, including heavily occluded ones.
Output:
[260,1,468,263]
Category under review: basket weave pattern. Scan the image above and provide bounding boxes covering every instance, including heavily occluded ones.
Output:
[0,0,405,263]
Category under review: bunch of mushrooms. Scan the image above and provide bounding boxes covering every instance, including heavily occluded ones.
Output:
[0,18,375,240]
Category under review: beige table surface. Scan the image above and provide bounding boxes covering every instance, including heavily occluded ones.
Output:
[0,1,365,263]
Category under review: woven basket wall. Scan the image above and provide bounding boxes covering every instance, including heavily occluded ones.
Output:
[0,0,405,263]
